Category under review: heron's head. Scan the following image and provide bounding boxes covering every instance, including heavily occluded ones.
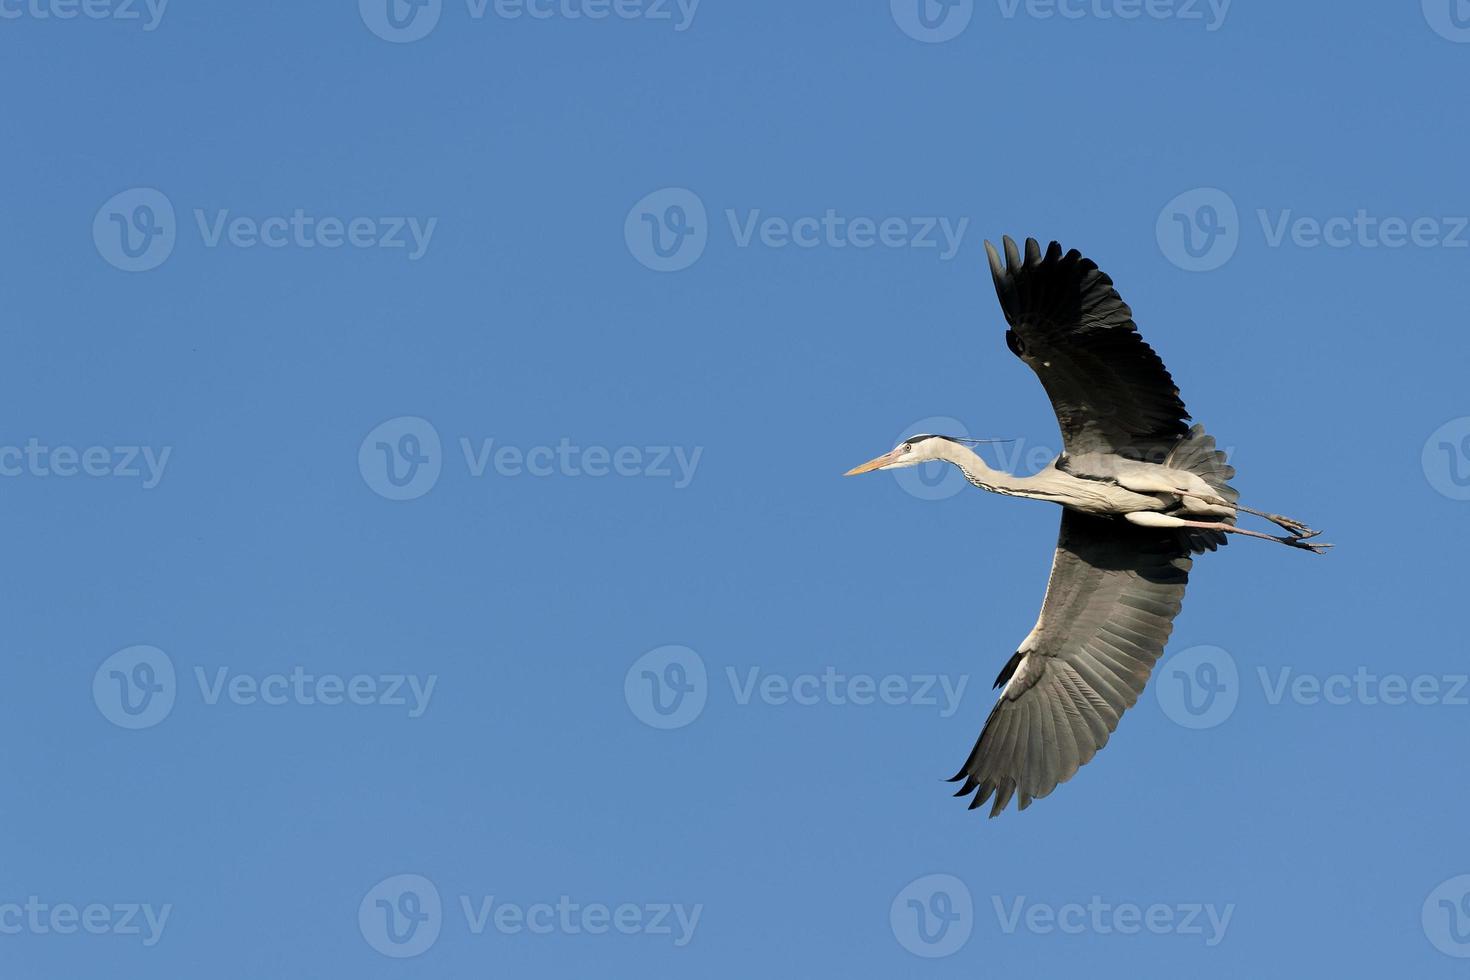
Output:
[843,434,961,476]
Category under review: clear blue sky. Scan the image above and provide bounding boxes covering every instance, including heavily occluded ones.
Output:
[3,1,1470,976]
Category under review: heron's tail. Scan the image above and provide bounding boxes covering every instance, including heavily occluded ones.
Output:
[1166,424,1238,553]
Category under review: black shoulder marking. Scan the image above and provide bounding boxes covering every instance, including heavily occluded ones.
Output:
[1005,328,1025,357]
[993,650,1026,689]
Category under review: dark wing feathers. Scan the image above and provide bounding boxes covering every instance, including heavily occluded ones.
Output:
[986,235,1191,461]
[949,512,1192,817]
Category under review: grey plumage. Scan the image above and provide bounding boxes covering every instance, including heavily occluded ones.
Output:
[845,236,1328,817]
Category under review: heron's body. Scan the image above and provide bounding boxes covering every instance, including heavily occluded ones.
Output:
[845,236,1328,817]
[925,439,1231,518]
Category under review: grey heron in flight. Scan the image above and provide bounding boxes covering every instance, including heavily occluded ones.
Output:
[844,236,1329,817]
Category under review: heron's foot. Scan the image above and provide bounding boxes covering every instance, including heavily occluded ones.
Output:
[1271,515,1320,539]
[1235,503,1321,539]
[1287,537,1332,555]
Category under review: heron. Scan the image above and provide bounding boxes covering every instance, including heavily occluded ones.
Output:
[844,236,1330,817]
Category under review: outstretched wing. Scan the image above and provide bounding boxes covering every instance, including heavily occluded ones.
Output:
[987,236,1191,462]
[949,511,1192,817]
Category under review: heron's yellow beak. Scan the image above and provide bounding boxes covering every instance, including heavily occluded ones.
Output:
[843,450,898,476]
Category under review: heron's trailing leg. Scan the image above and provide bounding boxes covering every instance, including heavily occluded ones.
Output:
[1232,504,1320,539]
[1126,512,1332,554]
[1175,492,1321,539]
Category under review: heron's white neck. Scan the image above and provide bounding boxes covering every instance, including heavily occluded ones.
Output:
[929,440,1043,498]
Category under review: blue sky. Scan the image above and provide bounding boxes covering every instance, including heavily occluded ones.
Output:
[3,1,1470,976]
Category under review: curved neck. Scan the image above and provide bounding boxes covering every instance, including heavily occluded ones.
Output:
[931,441,1037,497]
